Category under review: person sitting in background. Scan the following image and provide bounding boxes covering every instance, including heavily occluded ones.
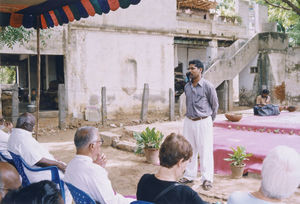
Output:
[228,145,300,204]
[1,180,64,204]
[136,133,207,204]
[7,112,72,204]
[256,89,271,106]
[64,126,134,204]
[0,162,21,201]
[253,89,280,116]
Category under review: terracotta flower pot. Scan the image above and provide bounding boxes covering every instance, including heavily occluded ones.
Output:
[287,106,297,112]
[144,148,159,165]
[225,113,243,122]
[231,163,245,179]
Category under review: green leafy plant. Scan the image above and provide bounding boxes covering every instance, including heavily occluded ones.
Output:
[0,26,33,48]
[224,146,252,166]
[133,127,164,154]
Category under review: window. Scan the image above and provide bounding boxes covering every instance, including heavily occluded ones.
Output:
[250,66,258,73]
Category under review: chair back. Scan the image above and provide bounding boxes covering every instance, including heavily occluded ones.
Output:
[9,151,65,202]
[9,151,31,186]
[65,182,96,204]
[0,151,14,165]
[130,201,154,204]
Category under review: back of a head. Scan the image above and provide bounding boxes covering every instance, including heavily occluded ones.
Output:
[0,162,21,201]
[16,112,36,132]
[159,133,192,168]
[74,126,98,149]
[1,180,63,204]
[261,145,300,200]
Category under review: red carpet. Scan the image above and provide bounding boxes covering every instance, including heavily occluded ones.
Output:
[214,111,300,136]
[212,111,300,175]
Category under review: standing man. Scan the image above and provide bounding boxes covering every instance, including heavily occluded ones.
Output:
[179,60,219,191]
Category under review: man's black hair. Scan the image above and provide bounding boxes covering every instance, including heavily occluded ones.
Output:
[189,60,204,73]
[1,180,63,204]
[262,89,270,95]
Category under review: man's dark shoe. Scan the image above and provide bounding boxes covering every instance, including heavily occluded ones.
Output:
[202,180,212,191]
[178,177,193,184]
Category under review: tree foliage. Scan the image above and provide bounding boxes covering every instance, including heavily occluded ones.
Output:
[0,26,51,48]
[0,26,33,48]
[0,66,16,84]
[257,0,300,45]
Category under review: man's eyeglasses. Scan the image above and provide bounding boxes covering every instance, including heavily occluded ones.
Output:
[91,138,104,145]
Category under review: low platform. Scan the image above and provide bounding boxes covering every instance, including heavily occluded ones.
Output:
[214,111,300,135]
[213,111,300,175]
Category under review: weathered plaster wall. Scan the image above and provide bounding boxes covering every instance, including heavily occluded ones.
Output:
[284,48,300,105]
[65,0,176,119]
[177,46,206,75]
[238,46,300,106]
[239,55,259,106]
[71,0,176,31]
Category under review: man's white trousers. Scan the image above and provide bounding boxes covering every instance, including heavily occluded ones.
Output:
[183,116,214,183]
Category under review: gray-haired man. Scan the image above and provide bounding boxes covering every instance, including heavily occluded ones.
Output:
[64,126,134,204]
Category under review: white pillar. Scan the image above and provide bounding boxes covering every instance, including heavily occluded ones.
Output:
[235,0,250,36]
[206,39,218,68]
[174,44,178,68]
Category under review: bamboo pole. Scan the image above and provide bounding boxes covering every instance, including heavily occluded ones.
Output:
[35,16,40,140]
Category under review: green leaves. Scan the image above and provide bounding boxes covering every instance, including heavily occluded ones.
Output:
[256,0,300,46]
[0,26,51,48]
[133,127,164,154]
[0,66,16,84]
[0,26,33,48]
[224,146,253,166]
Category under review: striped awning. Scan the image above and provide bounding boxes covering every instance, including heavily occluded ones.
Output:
[0,0,141,29]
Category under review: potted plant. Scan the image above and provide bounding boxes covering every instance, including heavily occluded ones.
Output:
[133,127,164,164]
[224,146,252,179]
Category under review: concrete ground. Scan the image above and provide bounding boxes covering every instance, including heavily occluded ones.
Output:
[36,109,300,203]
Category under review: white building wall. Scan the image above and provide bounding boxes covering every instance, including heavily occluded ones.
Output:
[177,45,206,75]
[269,49,300,105]
[65,0,176,118]
[71,0,176,31]
[239,55,258,90]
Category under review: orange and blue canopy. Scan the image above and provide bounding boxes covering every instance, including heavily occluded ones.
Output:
[0,0,141,29]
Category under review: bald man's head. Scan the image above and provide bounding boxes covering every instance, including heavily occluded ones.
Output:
[0,162,21,201]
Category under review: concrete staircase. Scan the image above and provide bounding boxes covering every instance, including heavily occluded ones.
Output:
[203,32,288,88]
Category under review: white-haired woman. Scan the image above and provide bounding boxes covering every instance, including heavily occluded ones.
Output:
[228,145,300,204]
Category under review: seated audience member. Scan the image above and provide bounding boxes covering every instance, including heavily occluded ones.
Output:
[64,126,134,204]
[1,180,64,204]
[7,112,72,204]
[0,162,21,201]
[136,133,207,204]
[0,119,13,160]
[228,145,300,204]
[253,89,280,116]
